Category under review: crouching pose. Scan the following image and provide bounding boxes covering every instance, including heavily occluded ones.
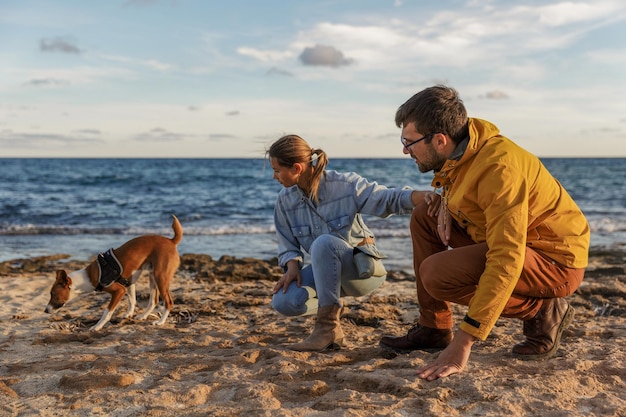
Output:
[268,134,427,351]
[379,85,590,381]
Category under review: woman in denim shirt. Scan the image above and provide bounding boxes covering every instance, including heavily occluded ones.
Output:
[268,134,430,351]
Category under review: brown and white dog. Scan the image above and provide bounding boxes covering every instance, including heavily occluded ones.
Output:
[45,215,183,331]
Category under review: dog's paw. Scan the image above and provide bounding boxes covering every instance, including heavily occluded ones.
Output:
[136,313,155,321]
[152,313,169,326]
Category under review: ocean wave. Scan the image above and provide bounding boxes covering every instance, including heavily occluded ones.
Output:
[587,217,626,233]
[0,224,277,236]
[2,216,623,237]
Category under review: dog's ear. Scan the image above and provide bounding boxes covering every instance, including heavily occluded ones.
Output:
[55,270,72,288]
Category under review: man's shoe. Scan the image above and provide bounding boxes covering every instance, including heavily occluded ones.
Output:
[379,324,453,353]
[512,298,574,360]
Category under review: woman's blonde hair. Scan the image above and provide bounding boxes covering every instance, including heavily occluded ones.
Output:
[268,134,328,202]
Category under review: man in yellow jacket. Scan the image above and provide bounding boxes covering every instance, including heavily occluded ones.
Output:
[380,85,590,381]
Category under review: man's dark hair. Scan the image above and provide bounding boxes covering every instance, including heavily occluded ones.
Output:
[395,85,469,144]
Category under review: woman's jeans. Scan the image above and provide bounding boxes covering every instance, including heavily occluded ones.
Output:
[272,234,386,316]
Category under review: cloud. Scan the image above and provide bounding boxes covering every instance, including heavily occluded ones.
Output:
[281,2,625,75]
[72,129,101,135]
[99,53,173,72]
[0,130,103,149]
[299,45,354,68]
[537,2,619,26]
[144,59,172,71]
[266,67,293,77]
[40,38,82,54]
[209,134,237,141]
[581,126,621,134]
[484,90,509,100]
[133,128,186,142]
[225,111,240,116]
[14,66,135,89]
[598,127,620,133]
[23,78,70,87]
[292,23,406,71]
[237,47,294,62]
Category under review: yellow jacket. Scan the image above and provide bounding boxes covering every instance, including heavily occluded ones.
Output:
[432,118,590,340]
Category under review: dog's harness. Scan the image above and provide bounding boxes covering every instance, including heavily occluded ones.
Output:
[95,249,131,291]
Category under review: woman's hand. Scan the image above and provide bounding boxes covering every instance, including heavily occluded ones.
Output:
[425,192,451,245]
[424,192,441,216]
[272,261,301,294]
[437,205,452,246]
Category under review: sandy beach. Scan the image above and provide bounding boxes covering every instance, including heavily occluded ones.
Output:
[0,249,624,416]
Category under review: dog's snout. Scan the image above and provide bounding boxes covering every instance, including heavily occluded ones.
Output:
[44,303,61,314]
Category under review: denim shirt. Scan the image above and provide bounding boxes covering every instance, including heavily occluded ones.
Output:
[274,170,415,268]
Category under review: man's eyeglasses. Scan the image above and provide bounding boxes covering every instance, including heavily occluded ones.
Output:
[401,134,432,151]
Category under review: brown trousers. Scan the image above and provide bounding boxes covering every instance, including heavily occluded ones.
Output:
[411,202,585,329]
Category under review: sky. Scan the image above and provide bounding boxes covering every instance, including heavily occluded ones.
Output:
[1,0,625,158]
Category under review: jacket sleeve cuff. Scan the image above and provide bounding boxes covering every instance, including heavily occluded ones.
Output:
[278,254,303,269]
[459,317,489,341]
[401,189,415,211]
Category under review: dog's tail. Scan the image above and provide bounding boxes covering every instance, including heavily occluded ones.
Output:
[170,214,183,245]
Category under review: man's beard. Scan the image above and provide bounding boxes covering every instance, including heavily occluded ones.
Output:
[415,145,447,173]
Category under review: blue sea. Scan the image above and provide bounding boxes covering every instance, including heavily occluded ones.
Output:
[1,158,624,272]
